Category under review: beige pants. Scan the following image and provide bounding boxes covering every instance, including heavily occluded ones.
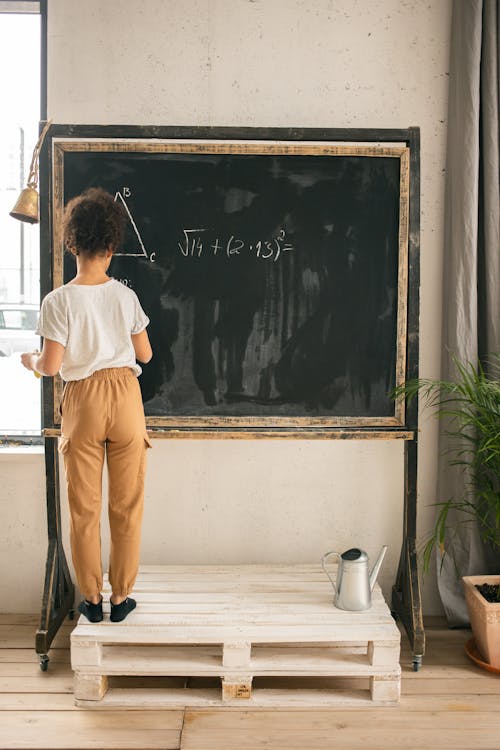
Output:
[59,368,151,601]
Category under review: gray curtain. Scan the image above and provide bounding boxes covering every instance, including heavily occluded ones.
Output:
[438,0,500,626]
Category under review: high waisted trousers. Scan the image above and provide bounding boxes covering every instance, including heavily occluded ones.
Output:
[59,368,151,601]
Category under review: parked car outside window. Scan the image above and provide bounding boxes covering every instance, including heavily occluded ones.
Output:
[0,303,39,357]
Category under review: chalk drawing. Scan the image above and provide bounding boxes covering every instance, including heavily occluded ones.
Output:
[113,191,148,258]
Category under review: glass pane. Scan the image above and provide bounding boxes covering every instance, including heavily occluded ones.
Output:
[0,12,41,434]
[0,307,38,330]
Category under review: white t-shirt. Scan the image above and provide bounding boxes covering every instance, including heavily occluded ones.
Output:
[36,278,150,381]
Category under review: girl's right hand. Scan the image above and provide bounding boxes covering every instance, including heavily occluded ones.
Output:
[20,351,39,371]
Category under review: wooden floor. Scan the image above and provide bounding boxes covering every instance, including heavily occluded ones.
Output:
[1,614,499,749]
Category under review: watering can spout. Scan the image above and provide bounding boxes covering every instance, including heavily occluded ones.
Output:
[369,545,388,591]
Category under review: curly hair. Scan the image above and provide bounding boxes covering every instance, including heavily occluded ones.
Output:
[63,187,127,256]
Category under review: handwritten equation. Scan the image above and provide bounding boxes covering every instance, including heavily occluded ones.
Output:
[178,228,293,262]
[114,188,293,265]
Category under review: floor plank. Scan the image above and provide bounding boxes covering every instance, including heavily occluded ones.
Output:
[0,626,71,650]
[0,712,182,749]
[180,707,500,749]
[0,662,72,677]
[0,649,70,664]
[0,693,78,710]
[179,727,500,750]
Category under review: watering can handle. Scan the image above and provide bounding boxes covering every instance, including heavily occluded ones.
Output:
[321,551,341,594]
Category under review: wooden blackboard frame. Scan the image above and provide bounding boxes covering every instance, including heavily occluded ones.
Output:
[37,124,424,669]
[41,126,418,439]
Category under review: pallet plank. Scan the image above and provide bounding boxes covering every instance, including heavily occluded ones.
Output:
[71,644,401,677]
[72,629,398,648]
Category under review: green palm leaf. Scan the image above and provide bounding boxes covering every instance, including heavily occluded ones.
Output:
[392,354,500,586]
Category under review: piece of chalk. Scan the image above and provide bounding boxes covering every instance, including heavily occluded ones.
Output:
[32,351,41,378]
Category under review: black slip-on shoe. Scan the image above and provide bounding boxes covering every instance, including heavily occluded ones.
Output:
[78,598,103,623]
[110,597,136,622]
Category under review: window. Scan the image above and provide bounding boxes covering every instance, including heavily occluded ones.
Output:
[0,2,42,437]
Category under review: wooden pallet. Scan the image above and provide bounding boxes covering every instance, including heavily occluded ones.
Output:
[71,565,401,707]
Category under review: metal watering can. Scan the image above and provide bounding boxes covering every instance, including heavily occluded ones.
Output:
[321,545,388,611]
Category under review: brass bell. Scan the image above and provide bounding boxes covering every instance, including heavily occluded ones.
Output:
[9,186,39,224]
[9,120,51,225]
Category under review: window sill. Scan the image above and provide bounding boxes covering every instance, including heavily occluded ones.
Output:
[0,445,44,455]
[0,434,44,454]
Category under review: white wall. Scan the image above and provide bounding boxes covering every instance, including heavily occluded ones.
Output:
[0,0,452,613]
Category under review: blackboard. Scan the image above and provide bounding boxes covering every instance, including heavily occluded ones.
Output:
[49,133,411,431]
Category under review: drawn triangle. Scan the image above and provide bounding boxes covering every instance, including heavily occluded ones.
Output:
[113,192,148,257]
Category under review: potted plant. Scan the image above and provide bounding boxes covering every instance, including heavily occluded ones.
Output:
[461,574,500,668]
[392,355,500,667]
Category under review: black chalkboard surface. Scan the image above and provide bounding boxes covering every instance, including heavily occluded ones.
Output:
[49,132,412,430]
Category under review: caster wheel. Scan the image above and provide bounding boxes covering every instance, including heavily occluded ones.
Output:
[68,609,75,620]
[412,656,422,672]
[39,655,49,672]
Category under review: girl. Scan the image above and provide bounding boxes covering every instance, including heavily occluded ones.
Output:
[21,187,152,623]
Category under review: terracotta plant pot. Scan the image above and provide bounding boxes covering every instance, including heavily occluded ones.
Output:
[462,575,500,668]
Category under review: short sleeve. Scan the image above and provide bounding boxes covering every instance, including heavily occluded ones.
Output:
[36,293,68,347]
[131,293,150,335]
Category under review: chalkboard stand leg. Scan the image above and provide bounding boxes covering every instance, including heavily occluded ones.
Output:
[391,439,425,666]
[35,436,74,665]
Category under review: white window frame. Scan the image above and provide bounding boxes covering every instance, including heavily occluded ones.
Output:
[0,0,43,446]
